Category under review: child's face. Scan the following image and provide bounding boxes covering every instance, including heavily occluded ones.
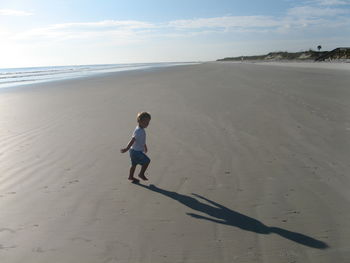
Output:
[139,118,150,128]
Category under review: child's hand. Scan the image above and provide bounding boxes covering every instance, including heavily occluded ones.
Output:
[120,148,128,153]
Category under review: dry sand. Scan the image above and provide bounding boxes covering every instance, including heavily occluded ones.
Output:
[254,61,350,71]
[0,62,349,262]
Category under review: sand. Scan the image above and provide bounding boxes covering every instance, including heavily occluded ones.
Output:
[254,61,350,71]
[0,62,349,262]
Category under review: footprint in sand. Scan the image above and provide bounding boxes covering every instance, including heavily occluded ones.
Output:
[0,244,17,250]
[0,228,16,234]
[62,180,79,188]
[68,180,79,184]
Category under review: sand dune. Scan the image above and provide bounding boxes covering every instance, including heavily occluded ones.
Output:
[0,63,349,262]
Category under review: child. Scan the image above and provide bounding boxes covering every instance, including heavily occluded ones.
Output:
[121,112,151,183]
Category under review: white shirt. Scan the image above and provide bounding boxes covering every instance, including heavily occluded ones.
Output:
[131,126,146,151]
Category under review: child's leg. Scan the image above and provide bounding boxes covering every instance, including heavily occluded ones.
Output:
[128,165,137,180]
[138,162,149,180]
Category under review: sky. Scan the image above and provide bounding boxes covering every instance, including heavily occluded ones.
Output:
[0,0,350,68]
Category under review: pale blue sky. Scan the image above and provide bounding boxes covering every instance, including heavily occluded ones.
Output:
[1,0,349,67]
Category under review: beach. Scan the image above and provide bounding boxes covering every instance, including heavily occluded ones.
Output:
[0,62,349,262]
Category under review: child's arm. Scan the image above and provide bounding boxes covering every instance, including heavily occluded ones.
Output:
[144,144,148,153]
[120,137,135,153]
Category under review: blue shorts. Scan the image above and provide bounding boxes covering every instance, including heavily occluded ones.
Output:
[129,149,150,166]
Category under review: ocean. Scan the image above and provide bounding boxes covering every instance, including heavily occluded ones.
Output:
[0,62,198,89]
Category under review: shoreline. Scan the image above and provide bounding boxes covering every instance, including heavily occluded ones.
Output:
[0,62,201,91]
[2,60,349,93]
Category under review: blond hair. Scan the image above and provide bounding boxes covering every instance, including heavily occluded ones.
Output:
[137,112,151,122]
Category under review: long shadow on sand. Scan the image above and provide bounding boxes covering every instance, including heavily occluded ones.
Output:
[136,183,328,249]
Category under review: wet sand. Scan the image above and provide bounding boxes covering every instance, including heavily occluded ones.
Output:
[0,62,349,262]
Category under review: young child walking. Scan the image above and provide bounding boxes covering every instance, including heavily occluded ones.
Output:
[121,112,151,183]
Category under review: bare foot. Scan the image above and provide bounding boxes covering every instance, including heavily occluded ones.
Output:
[138,174,148,181]
[128,177,140,183]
